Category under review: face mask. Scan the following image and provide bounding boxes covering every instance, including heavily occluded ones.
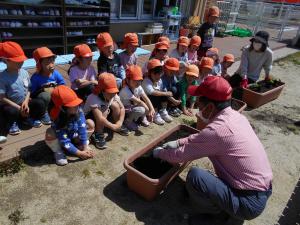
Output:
[253,42,262,51]
[198,105,212,124]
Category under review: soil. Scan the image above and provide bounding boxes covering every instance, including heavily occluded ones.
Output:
[231,98,246,111]
[248,79,284,93]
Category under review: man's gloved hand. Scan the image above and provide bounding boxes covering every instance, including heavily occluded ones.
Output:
[240,77,248,88]
[162,140,179,149]
[152,147,164,158]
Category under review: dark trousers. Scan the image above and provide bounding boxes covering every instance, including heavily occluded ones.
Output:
[229,73,256,99]
[75,84,94,102]
[148,95,168,110]
[31,91,51,111]
[186,167,272,224]
[197,47,210,60]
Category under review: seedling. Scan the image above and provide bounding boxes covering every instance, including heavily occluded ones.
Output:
[95,170,104,176]
[8,208,28,225]
[82,168,90,178]
[121,146,129,152]
[181,118,195,127]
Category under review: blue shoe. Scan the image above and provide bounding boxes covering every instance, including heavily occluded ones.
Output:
[9,122,21,135]
[40,112,51,125]
[24,118,42,128]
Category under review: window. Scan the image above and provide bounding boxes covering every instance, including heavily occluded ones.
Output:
[120,0,138,18]
[142,0,153,18]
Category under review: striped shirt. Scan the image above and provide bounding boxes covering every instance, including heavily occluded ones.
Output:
[157,107,273,191]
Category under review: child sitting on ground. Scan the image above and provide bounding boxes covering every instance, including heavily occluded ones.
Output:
[198,57,214,83]
[30,47,66,126]
[119,65,155,132]
[161,58,182,117]
[188,35,201,65]
[45,85,95,166]
[69,44,97,101]
[83,73,129,149]
[142,59,173,125]
[0,42,47,135]
[96,32,125,88]
[221,53,235,80]
[158,36,170,47]
[178,64,199,117]
[206,47,221,76]
[119,33,139,68]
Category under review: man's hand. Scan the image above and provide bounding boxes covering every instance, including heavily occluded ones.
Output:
[162,140,179,149]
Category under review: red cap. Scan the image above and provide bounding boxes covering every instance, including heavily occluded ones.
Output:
[122,33,139,49]
[155,41,169,50]
[164,58,179,71]
[96,32,113,50]
[126,65,143,80]
[188,76,232,101]
[0,41,27,62]
[73,44,93,58]
[178,36,190,47]
[50,85,83,120]
[93,72,119,95]
[223,54,235,63]
[147,58,162,70]
[190,35,201,47]
[33,47,56,72]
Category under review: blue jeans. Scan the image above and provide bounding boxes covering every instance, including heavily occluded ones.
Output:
[186,167,272,223]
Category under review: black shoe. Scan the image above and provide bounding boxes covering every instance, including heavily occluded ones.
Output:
[91,132,107,150]
[117,125,129,136]
[294,121,300,127]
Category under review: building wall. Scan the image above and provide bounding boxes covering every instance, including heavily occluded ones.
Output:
[110,22,149,42]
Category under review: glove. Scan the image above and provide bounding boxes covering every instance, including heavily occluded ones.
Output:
[152,147,164,158]
[240,78,248,88]
[162,140,179,149]
[265,75,272,82]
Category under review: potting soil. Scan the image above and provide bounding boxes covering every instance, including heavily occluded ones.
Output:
[231,99,243,111]
[248,80,283,93]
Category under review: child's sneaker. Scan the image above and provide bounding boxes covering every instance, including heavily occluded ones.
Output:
[174,107,182,115]
[91,132,107,150]
[118,125,129,136]
[124,120,138,131]
[141,116,150,127]
[41,112,51,125]
[0,136,7,144]
[24,118,42,128]
[168,108,180,117]
[54,149,68,166]
[9,122,21,135]
[154,112,165,125]
[160,109,173,123]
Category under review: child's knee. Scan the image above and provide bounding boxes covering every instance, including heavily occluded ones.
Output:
[86,119,95,132]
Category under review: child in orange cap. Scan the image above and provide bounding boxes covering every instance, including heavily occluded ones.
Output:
[206,47,221,76]
[45,85,95,165]
[120,65,155,132]
[158,36,170,47]
[221,54,235,80]
[198,57,214,83]
[0,41,47,135]
[142,59,173,125]
[30,47,66,126]
[119,33,139,68]
[96,32,125,88]
[161,58,182,117]
[197,6,220,59]
[69,44,97,101]
[188,35,201,65]
[84,73,129,149]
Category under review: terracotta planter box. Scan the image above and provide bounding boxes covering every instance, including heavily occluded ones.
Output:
[242,80,285,108]
[123,125,198,201]
[196,98,247,130]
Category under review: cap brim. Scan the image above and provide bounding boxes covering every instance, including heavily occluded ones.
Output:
[187,85,202,96]
[105,87,119,94]
[157,47,168,50]
[65,98,83,107]
[186,71,199,77]
[82,53,93,57]
[9,55,28,62]
[201,65,213,70]
[165,64,179,71]
[179,43,189,47]
[250,36,268,45]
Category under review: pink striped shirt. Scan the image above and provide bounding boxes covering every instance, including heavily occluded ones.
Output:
[157,107,273,191]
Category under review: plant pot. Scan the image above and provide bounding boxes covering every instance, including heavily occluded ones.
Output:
[123,125,198,201]
[195,98,247,130]
[242,80,285,108]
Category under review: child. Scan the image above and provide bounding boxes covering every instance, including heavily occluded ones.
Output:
[119,65,155,132]
[161,58,182,117]
[84,73,129,149]
[198,57,214,83]
[142,59,173,125]
[45,85,95,166]
[206,47,221,76]
[178,64,199,117]
[96,32,125,88]
[158,36,170,47]
[188,35,201,65]
[31,47,66,126]
[0,41,47,135]
[221,54,235,80]
[197,6,220,59]
[119,33,139,68]
[69,44,97,101]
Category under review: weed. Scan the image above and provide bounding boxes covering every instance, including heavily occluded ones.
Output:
[121,146,129,152]
[8,208,28,225]
[95,170,104,176]
[181,118,195,127]
[90,160,97,165]
[82,168,90,178]
[275,52,300,66]
[286,125,300,135]
[0,158,25,177]
[40,218,47,223]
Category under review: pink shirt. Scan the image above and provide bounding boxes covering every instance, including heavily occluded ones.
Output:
[188,50,198,64]
[157,107,273,191]
[69,65,96,90]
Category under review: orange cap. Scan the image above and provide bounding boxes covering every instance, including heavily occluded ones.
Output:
[206,47,219,56]
[223,54,235,63]
[126,65,143,81]
[147,58,162,70]
[199,57,214,70]
[96,32,113,50]
[178,36,190,47]
[73,44,93,58]
[208,6,220,17]
[158,36,170,47]
[33,47,56,71]
[190,35,201,47]
[164,58,180,71]
[122,33,139,49]
[93,73,119,95]
[186,64,199,77]
[0,41,27,62]
[50,85,83,120]
[155,41,169,50]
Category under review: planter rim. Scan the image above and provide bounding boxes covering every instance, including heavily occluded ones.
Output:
[243,82,285,96]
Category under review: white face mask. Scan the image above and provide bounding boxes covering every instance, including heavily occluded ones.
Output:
[197,105,212,124]
[253,42,262,51]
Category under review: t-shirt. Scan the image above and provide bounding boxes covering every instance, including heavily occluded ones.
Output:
[119,85,145,107]
[169,49,188,63]
[142,77,164,95]
[197,22,217,49]
[161,74,178,92]
[119,51,137,68]
[97,52,125,80]
[212,63,222,76]
[83,93,121,114]
[178,77,197,108]
[188,50,198,64]
[30,70,66,95]
[0,69,30,105]
[69,65,96,90]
